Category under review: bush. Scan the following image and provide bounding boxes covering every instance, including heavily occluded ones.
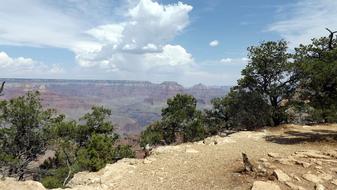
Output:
[140,121,164,147]
[141,94,206,146]
[207,88,273,131]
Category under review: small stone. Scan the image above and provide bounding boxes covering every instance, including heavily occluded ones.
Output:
[251,181,281,190]
[315,184,325,190]
[331,179,337,186]
[315,166,323,170]
[315,160,323,165]
[276,158,293,165]
[290,174,301,182]
[259,158,268,162]
[295,160,311,168]
[285,182,306,190]
[302,173,323,184]
[268,153,281,158]
[319,173,332,181]
[273,169,291,182]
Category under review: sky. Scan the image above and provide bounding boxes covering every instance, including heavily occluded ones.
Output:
[0,0,336,86]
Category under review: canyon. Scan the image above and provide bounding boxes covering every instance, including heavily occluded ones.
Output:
[1,79,230,135]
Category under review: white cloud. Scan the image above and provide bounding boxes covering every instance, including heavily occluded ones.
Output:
[209,40,219,47]
[74,0,194,73]
[268,0,337,48]
[0,51,64,77]
[0,0,242,85]
[144,44,193,66]
[219,57,249,65]
[220,58,232,63]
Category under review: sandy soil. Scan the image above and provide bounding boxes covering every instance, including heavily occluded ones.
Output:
[65,124,337,190]
[2,124,337,190]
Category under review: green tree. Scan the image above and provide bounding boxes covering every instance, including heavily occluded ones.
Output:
[0,91,63,180]
[238,40,297,125]
[76,106,117,146]
[160,94,205,143]
[293,37,337,122]
[140,121,164,147]
[204,97,229,135]
[223,88,272,130]
[39,106,135,188]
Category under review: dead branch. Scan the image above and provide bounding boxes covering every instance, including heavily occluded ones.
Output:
[326,28,337,50]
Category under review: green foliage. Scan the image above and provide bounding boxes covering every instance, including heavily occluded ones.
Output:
[141,94,205,146]
[238,40,296,125]
[77,106,116,146]
[140,121,164,147]
[39,106,134,188]
[161,94,205,143]
[0,91,134,188]
[0,91,62,179]
[294,37,337,122]
[223,89,272,130]
[76,133,116,171]
[40,167,69,189]
[204,97,229,135]
[206,88,273,132]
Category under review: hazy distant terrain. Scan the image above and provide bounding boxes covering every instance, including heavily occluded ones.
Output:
[1,79,230,135]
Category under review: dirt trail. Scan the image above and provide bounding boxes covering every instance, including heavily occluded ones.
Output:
[2,124,337,190]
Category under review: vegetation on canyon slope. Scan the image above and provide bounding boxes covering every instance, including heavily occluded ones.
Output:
[141,35,337,146]
[0,34,337,188]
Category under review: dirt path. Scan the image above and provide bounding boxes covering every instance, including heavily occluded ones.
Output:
[2,124,337,190]
[65,124,337,190]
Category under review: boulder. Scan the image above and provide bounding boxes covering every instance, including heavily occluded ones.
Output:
[251,181,281,190]
[0,178,46,190]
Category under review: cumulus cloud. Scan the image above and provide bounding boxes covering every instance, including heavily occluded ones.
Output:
[268,0,337,48]
[0,0,243,85]
[0,51,64,77]
[209,40,219,47]
[74,0,194,72]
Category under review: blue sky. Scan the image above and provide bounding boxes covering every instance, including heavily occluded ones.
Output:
[0,0,336,86]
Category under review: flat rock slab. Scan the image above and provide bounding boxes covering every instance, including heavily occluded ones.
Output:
[273,169,291,182]
[251,181,281,190]
[294,150,331,159]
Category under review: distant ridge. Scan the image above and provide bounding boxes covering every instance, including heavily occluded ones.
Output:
[2,78,231,135]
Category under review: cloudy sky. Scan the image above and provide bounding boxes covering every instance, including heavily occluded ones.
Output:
[0,0,336,86]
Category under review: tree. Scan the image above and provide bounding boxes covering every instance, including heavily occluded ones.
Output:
[220,88,272,130]
[140,121,164,147]
[238,40,297,125]
[204,97,229,135]
[76,106,117,146]
[160,94,205,143]
[0,91,63,180]
[293,37,337,122]
[39,106,134,188]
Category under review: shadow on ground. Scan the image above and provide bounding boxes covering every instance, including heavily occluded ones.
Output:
[265,129,337,144]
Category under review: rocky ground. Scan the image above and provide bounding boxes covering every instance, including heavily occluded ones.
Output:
[1,124,337,190]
